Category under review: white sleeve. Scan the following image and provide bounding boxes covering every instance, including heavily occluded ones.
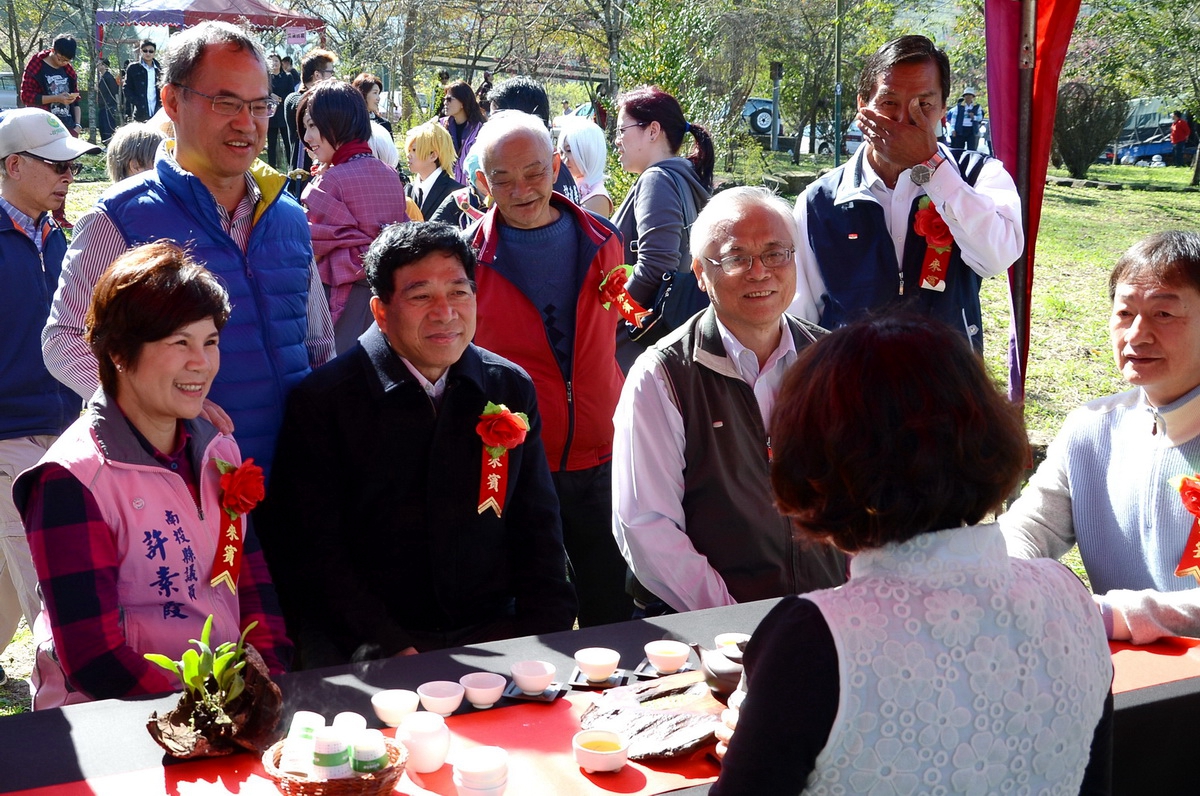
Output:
[999,425,1077,561]
[304,258,336,368]
[788,190,824,322]
[612,353,736,612]
[1097,588,1200,644]
[42,210,128,399]
[923,153,1024,278]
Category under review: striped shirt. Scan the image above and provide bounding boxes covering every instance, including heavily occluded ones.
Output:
[43,171,335,399]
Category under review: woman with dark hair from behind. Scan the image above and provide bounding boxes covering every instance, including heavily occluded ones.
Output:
[352,72,392,135]
[611,85,714,370]
[710,313,1114,795]
[14,241,292,709]
[440,78,487,185]
[298,80,408,353]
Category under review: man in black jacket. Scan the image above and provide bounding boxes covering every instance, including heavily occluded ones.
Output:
[95,60,120,142]
[266,53,294,170]
[123,39,160,121]
[263,222,577,667]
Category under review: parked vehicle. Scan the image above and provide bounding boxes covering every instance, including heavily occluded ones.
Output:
[0,73,17,111]
[844,120,864,154]
[551,102,595,141]
[743,97,782,135]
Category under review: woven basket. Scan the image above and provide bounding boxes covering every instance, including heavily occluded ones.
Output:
[261,737,407,796]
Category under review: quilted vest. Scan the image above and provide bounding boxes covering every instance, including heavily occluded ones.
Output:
[806,150,988,350]
[94,153,314,476]
[802,524,1112,795]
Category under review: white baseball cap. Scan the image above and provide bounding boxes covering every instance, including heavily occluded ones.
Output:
[963,86,977,96]
[0,109,101,162]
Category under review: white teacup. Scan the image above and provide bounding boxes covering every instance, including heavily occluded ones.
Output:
[418,680,465,717]
[644,640,691,674]
[459,672,507,709]
[572,729,629,773]
[574,647,620,683]
[510,660,556,695]
[370,689,419,727]
[454,745,509,788]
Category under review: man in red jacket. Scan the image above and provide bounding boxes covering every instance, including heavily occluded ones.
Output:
[20,33,81,228]
[1171,111,1191,167]
[467,110,632,626]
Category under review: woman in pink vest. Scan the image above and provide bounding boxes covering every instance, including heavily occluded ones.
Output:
[15,241,292,709]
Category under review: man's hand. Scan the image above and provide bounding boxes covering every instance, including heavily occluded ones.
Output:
[858,97,940,172]
[200,398,235,435]
[714,706,738,760]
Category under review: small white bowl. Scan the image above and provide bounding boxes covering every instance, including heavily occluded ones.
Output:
[418,680,466,716]
[453,772,507,796]
[572,729,629,773]
[459,672,507,709]
[370,689,420,727]
[510,660,556,695]
[644,640,690,674]
[453,745,509,787]
[574,647,620,682]
[714,632,751,662]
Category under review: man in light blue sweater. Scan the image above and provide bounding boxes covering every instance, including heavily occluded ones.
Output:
[1002,230,1200,643]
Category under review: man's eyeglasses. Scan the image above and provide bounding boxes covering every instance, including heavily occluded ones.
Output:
[141,48,156,54]
[18,153,82,176]
[701,248,794,276]
[171,84,277,118]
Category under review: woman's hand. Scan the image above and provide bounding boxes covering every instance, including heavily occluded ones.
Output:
[200,398,235,435]
[714,706,738,760]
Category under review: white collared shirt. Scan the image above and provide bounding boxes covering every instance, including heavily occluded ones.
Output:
[400,356,448,401]
[713,315,798,426]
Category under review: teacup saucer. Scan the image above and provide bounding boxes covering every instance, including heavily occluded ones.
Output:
[501,680,566,702]
[567,667,629,690]
[631,657,696,679]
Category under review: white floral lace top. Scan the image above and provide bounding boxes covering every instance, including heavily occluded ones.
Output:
[803,523,1111,796]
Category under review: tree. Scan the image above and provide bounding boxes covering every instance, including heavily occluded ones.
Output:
[1054,82,1128,179]
[1071,0,1200,183]
[0,0,57,83]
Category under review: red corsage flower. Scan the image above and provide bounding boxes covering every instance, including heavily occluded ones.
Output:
[214,458,265,521]
[913,203,954,250]
[477,403,530,458]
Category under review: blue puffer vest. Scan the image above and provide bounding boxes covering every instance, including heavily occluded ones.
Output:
[95,152,314,476]
[806,149,988,350]
[0,211,79,440]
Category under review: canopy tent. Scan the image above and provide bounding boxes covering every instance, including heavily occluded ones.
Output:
[97,0,325,32]
[985,0,1082,403]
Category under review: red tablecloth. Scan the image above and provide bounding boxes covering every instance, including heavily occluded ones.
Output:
[1110,636,1200,694]
[8,692,719,796]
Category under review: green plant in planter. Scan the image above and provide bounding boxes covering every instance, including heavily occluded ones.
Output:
[144,615,282,758]
[145,615,257,723]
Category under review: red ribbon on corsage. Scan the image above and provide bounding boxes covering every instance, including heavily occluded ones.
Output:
[599,264,652,329]
[209,458,264,594]
[1171,473,1200,583]
[476,402,530,517]
[913,197,954,293]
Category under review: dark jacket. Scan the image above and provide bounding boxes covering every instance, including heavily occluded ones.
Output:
[123,59,161,120]
[407,169,464,224]
[648,308,847,603]
[269,71,294,129]
[262,327,577,662]
[0,208,77,440]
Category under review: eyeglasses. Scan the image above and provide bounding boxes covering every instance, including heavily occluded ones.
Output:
[319,68,336,77]
[616,122,647,139]
[172,84,277,118]
[141,48,156,53]
[18,153,82,176]
[701,248,794,276]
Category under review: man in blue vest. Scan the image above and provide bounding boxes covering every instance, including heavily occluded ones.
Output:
[791,35,1022,351]
[949,87,985,151]
[0,109,99,685]
[43,21,334,478]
